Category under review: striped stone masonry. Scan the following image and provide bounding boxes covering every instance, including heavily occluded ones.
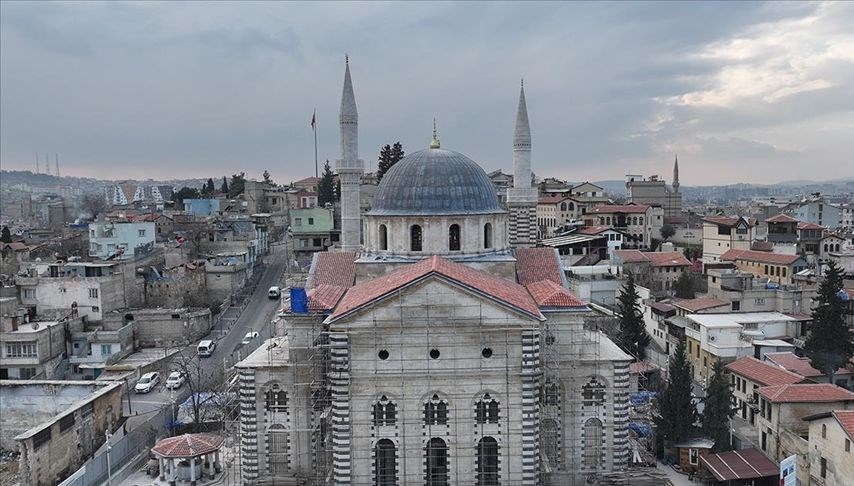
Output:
[239,369,259,483]
[330,333,352,485]
[521,330,541,484]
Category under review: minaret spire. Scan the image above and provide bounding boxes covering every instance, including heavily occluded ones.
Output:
[336,56,364,252]
[507,78,538,248]
[512,79,531,188]
[430,118,440,149]
[673,154,680,190]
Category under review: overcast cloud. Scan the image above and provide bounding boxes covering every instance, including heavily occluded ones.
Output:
[1,1,853,185]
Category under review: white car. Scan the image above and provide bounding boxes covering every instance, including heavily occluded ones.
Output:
[242,331,259,345]
[165,371,185,390]
[135,372,160,394]
[197,340,216,357]
[268,286,281,299]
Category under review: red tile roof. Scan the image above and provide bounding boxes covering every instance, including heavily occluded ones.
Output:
[515,247,563,286]
[751,241,775,252]
[763,352,853,378]
[590,204,649,214]
[703,215,740,226]
[721,249,801,265]
[525,279,586,309]
[613,250,689,266]
[576,225,614,235]
[151,433,224,458]
[833,410,854,442]
[725,357,805,386]
[700,448,779,481]
[757,383,854,403]
[307,284,349,312]
[649,301,676,314]
[310,251,356,289]
[798,221,824,230]
[765,214,800,223]
[629,361,658,374]
[673,297,729,312]
[329,256,543,321]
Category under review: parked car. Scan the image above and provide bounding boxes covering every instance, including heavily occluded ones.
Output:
[197,340,216,357]
[268,286,281,299]
[135,372,160,393]
[242,331,260,345]
[165,371,185,390]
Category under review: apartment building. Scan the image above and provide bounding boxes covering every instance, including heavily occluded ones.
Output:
[705,268,816,317]
[804,410,854,485]
[720,249,807,286]
[89,220,156,260]
[586,203,664,249]
[725,356,805,427]
[702,216,756,262]
[613,250,691,294]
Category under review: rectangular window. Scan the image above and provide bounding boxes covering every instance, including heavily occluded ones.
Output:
[89,288,99,299]
[295,218,302,226]
[821,457,827,478]
[32,428,52,450]
[782,267,787,277]
[138,229,146,237]
[308,217,314,225]
[5,342,38,358]
[59,414,75,432]
[754,297,765,306]
[732,301,741,311]
[101,344,112,356]
[22,288,36,299]
[20,367,37,379]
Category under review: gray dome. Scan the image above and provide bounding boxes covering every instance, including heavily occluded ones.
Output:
[369,148,505,216]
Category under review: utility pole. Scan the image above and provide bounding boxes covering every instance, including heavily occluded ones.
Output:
[105,431,113,486]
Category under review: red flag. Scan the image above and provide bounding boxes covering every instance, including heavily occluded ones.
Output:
[311,110,316,130]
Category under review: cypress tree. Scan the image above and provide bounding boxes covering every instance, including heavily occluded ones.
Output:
[318,161,336,206]
[804,261,854,383]
[1,226,12,243]
[377,144,392,182]
[206,178,216,194]
[220,176,229,194]
[656,339,697,446]
[673,272,697,299]
[616,274,651,359]
[701,361,735,452]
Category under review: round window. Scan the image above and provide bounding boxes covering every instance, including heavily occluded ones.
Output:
[429,349,440,359]
[378,350,389,360]
[482,348,493,358]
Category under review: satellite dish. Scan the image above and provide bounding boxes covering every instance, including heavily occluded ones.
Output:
[31,322,40,330]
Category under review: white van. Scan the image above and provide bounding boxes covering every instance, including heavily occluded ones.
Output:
[268,286,281,300]
[197,340,216,357]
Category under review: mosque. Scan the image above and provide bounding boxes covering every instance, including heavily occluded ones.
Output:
[236,59,632,485]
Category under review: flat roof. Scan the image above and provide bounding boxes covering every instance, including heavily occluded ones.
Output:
[539,234,606,247]
[6,320,62,333]
[236,337,290,368]
[687,312,796,328]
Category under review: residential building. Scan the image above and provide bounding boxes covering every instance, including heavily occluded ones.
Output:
[702,215,756,262]
[540,233,608,267]
[624,159,682,218]
[576,226,627,260]
[205,251,252,301]
[537,195,581,238]
[183,198,222,217]
[798,221,825,254]
[16,261,127,321]
[705,268,816,317]
[804,410,854,485]
[791,198,842,228]
[720,249,807,285]
[685,312,800,383]
[203,218,264,266]
[764,213,800,245]
[820,233,846,261]
[289,206,337,254]
[764,352,854,390]
[725,356,805,427]
[612,249,691,294]
[89,220,156,260]
[0,312,70,380]
[586,203,664,249]
[67,317,135,379]
[102,307,212,348]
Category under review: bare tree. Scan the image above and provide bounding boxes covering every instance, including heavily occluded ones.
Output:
[80,192,108,219]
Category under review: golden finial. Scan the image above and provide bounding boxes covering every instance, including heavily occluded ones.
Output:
[345,53,349,64]
[430,118,440,149]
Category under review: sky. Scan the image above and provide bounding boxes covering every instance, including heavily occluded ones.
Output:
[1,1,853,186]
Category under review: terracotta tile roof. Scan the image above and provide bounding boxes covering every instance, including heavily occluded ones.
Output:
[330,255,543,321]
[151,433,224,458]
[576,225,614,235]
[765,214,800,223]
[725,356,805,386]
[310,251,356,289]
[763,352,853,378]
[590,204,649,214]
[673,297,729,312]
[833,410,854,441]
[525,279,586,309]
[798,221,824,230]
[757,383,854,403]
[515,247,563,286]
[647,251,691,267]
[629,361,658,374]
[721,249,801,265]
[700,448,779,481]
[649,302,676,314]
[751,241,775,252]
[703,215,740,226]
[307,284,349,312]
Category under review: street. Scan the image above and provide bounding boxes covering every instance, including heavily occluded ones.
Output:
[122,244,288,426]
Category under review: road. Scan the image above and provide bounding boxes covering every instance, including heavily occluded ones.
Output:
[123,244,288,426]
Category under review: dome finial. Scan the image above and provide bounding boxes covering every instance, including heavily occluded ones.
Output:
[430,118,441,149]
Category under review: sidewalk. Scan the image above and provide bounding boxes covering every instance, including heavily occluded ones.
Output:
[656,461,701,486]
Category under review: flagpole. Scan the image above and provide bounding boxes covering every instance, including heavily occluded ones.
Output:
[313,108,318,178]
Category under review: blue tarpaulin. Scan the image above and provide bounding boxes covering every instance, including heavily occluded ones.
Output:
[629,422,652,437]
[629,391,657,406]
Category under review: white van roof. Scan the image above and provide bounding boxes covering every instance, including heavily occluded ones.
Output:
[199,340,214,346]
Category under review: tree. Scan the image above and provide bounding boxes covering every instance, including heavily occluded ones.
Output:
[616,274,651,359]
[171,186,201,210]
[660,224,675,241]
[206,178,216,194]
[262,170,272,184]
[649,236,661,251]
[334,180,341,202]
[655,339,698,446]
[80,192,108,218]
[1,226,12,244]
[701,361,736,452]
[376,141,405,182]
[804,260,854,383]
[318,160,336,207]
[228,172,246,198]
[220,176,229,194]
[673,271,697,299]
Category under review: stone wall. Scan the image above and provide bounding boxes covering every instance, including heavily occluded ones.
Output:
[103,308,212,348]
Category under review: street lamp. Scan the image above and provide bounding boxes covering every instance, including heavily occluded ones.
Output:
[170,390,176,437]
[105,431,113,486]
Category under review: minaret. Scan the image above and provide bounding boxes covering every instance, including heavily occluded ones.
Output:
[506,80,538,247]
[673,154,680,191]
[335,55,364,252]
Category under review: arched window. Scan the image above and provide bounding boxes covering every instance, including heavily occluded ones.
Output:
[541,382,559,406]
[639,216,644,225]
[582,378,607,406]
[483,223,493,249]
[542,419,560,468]
[411,225,422,252]
[426,438,448,486]
[560,202,567,211]
[569,202,575,211]
[379,224,388,251]
[424,394,448,425]
[606,216,611,225]
[632,216,638,225]
[475,394,500,424]
[476,437,499,485]
[375,439,396,486]
[824,243,829,252]
[265,384,287,412]
[835,244,840,252]
[373,396,397,426]
[449,224,461,251]
[266,424,289,475]
[583,418,603,469]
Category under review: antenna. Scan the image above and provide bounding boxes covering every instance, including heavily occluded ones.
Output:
[55,153,60,177]
[35,152,40,173]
